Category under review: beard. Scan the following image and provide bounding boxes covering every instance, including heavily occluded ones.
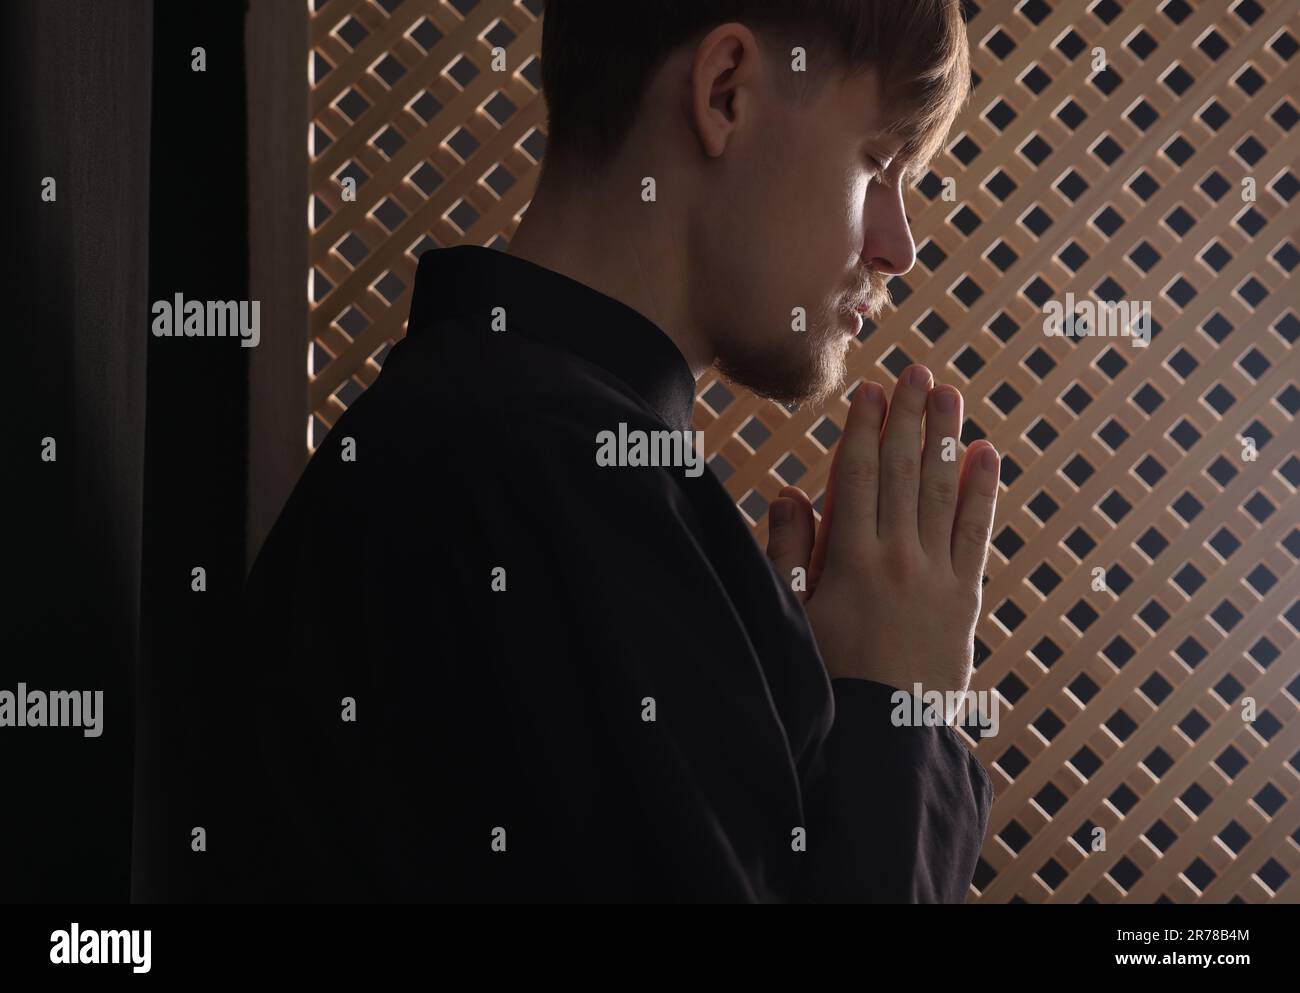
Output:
[714,278,890,408]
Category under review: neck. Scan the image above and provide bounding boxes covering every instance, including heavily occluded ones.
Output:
[505,169,709,379]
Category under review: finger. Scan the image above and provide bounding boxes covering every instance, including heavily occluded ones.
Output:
[952,441,1000,586]
[766,486,816,602]
[808,412,844,591]
[918,384,963,560]
[878,364,933,542]
[816,381,887,576]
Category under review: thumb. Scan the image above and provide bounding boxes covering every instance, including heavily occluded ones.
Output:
[765,486,816,603]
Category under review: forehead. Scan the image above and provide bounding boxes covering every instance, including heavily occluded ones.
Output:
[834,67,885,122]
[835,69,913,150]
[839,67,953,182]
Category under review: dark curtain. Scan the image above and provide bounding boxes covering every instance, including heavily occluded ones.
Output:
[6,0,153,903]
[4,0,251,902]
[134,0,251,902]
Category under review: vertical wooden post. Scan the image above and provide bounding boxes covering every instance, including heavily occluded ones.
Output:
[245,0,310,574]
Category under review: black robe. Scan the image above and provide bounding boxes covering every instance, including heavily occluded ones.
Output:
[210,245,993,902]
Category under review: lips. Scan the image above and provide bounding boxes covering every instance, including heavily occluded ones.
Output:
[852,272,891,317]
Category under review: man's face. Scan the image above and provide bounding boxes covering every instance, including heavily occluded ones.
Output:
[695,67,917,407]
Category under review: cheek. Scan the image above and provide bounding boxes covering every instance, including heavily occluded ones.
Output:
[806,172,868,283]
[842,173,869,239]
[718,155,863,323]
[801,162,868,268]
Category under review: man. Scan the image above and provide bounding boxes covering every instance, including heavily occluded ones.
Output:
[213,0,998,902]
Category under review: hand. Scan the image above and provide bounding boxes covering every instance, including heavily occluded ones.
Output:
[765,364,999,696]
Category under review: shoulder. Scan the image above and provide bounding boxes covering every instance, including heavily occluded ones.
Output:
[373,317,690,469]
[367,311,656,426]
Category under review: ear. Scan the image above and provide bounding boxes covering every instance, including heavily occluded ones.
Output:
[688,22,761,159]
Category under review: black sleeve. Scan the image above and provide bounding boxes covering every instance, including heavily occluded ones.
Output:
[454,407,993,902]
[791,677,995,903]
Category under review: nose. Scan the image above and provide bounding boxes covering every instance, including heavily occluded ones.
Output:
[862,183,917,276]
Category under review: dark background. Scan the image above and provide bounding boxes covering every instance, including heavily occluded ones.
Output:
[6,0,251,902]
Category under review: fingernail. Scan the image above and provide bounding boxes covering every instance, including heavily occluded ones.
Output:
[771,500,793,526]
[980,448,999,472]
[935,388,958,413]
[852,384,883,408]
[908,366,931,390]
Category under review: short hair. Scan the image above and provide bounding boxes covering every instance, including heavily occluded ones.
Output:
[538,0,970,183]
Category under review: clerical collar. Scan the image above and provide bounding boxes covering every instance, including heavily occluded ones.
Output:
[407,245,698,434]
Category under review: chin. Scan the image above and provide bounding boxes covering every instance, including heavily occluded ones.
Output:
[716,327,850,409]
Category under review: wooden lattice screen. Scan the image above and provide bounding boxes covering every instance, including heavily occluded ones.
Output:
[302,0,1299,902]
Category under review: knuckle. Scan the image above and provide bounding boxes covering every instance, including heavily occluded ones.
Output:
[920,472,957,505]
[882,449,919,481]
[949,575,981,606]
[880,538,920,580]
[838,456,879,491]
[958,516,991,548]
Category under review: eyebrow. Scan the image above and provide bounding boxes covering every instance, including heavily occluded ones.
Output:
[892,132,941,185]
[867,119,930,183]
[866,134,925,187]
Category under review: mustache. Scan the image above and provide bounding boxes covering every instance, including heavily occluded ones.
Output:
[850,272,893,320]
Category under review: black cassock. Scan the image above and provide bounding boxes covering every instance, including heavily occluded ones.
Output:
[213,245,994,903]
